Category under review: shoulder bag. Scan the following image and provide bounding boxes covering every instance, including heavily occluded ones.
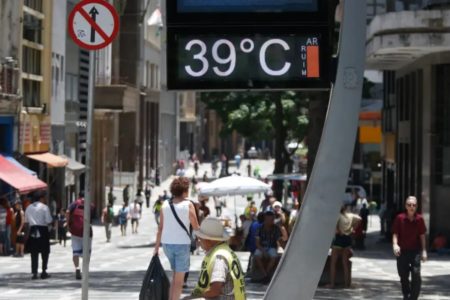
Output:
[169,200,197,252]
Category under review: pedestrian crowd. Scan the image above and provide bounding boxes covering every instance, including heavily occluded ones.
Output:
[0,155,443,300]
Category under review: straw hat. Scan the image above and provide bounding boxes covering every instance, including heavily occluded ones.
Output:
[195,217,230,241]
[272,201,282,208]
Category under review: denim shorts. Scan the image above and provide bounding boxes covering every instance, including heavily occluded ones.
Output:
[254,247,278,258]
[162,243,190,273]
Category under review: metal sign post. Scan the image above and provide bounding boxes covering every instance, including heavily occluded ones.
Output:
[264,1,366,299]
[68,1,119,299]
[81,49,95,300]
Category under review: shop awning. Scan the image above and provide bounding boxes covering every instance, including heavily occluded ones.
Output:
[61,155,85,173]
[0,155,47,194]
[5,156,37,176]
[27,152,68,168]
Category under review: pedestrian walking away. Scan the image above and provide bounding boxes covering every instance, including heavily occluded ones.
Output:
[108,186,116,205]
[56,208,67,247]
[118,202,130,236]
[66,192,94,280]
[154,177,200,300]
[135,189,144,213]
[213,196,222,217]
[14,200,26,257]
[101,202,114,242]
[153,197,163,226]
[24,191,53,280]
[123,184,130,204]
[392,196,427,300]
[129,199,141,234]
[145,183,152,208]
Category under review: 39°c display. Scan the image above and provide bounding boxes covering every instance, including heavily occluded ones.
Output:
[167,32,330,90]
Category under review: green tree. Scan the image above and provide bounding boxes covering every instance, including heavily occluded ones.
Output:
[201,91,309,198]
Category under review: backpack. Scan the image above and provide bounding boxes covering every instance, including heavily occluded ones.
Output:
[105,207,114,223]
[69,200,85,237]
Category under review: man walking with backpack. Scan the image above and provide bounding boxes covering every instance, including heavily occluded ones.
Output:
[66,192,94,280]
[101,203,114,242]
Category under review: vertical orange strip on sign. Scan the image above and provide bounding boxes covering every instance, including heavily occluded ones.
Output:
[307,46,320,78]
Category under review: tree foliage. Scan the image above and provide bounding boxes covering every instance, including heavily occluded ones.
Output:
[200,91,309,146]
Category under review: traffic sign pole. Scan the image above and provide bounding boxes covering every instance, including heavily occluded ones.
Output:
[81,49,95,300]
[67,1,119,299]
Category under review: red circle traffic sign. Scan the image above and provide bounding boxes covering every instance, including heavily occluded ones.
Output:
[68,0,119,50]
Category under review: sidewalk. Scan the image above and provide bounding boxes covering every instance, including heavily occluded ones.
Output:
[0,162,449,299]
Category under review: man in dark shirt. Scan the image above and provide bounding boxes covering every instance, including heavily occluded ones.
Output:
[392,196,427,300]
[254,210,283,282]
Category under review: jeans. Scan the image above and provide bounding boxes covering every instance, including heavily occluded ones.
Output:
[5,225,11,255]
[104,223,112,241]
[397,250,421,300]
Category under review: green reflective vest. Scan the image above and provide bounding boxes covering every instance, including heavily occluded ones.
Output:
[193,243,246,300]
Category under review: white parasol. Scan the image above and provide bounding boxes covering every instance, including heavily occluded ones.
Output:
[198,175,271,224]
[198,175,271,197]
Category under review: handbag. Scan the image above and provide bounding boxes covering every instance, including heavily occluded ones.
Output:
[169,201,197,252]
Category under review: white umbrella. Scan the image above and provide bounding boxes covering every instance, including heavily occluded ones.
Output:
[198,175,271,224]
[198,175,271,197]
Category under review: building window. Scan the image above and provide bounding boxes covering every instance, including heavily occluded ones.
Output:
[23,79,41,107]
[66,73,79,102]
[23,14,42,44]
[24,0,43,12]
[22,46,42,75]
[434,64,450,185]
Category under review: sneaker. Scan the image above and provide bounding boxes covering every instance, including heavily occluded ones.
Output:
[76,269,82,280]
[40,272,51,279]
[31,274,38,280]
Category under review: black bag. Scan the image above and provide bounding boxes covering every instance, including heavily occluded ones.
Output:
[139,255,170,300]
[169,200,197,252]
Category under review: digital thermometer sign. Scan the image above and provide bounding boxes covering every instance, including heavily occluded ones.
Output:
[167,29,330,90]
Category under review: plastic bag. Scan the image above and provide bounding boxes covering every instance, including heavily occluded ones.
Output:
[139,255,170,300]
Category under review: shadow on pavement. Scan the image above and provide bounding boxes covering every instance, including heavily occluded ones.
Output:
[116,242,155,249]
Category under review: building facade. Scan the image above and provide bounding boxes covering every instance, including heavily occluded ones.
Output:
[367,0,450,240]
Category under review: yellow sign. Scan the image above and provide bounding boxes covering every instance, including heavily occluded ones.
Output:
[20,113,51,154]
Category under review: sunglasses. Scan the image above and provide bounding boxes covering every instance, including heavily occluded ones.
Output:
[406,203,417,207]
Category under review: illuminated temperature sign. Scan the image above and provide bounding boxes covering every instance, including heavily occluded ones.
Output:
[167,31,329,90]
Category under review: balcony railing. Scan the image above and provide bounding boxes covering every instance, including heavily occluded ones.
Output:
[0,60,20,96]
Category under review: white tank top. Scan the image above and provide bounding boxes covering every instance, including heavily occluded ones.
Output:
[161,200,191,245]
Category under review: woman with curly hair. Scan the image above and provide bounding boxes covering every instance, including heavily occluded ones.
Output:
[154,177,200,300]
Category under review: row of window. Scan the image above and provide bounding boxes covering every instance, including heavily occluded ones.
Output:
[143,62,160,90]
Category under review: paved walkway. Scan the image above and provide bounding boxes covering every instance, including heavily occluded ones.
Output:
[0,160,449,299]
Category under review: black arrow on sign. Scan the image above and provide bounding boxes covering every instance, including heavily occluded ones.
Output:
[89,6,99,43]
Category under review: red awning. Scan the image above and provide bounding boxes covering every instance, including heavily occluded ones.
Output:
[0,155,47,194]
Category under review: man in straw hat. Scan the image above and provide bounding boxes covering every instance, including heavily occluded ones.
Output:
[184,217,246,300]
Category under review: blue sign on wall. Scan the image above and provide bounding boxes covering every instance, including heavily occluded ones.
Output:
[0,116,14,155]
[177,0,318,13]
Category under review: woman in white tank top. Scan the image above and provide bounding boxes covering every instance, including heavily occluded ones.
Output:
[154,177,199,300]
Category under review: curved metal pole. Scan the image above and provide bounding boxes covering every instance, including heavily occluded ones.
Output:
[263,1,366,299]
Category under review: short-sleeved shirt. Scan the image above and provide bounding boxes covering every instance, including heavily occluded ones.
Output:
[392,212,426,251]
[129,203,141,219]
[209,255,234,300]
[256,225,281,249]
[25,202,53,226]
